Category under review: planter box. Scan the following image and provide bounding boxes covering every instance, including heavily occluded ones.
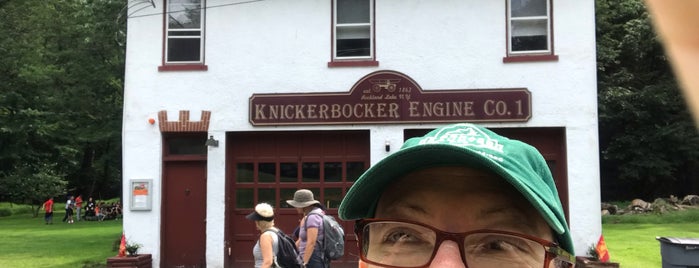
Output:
[576,256,620,268]
[107,254,152,268]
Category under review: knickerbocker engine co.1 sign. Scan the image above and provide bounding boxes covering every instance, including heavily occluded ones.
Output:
[249,70,531,126]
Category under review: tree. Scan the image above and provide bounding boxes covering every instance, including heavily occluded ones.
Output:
[596,0,699,200]
[0,0,125,206]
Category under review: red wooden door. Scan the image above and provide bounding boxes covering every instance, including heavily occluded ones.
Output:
[225,131,369,268]
[162,160,207,268]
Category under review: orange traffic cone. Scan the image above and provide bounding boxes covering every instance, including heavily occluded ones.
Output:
[595,234,610,262]
[118,233,126,257]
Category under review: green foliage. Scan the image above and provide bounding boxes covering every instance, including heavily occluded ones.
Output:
[602,208,699,224]
[0,202,40,217]
[125,241,142,256]
[587,244,600,261]
[0,208,11,217]
[596,0,699,199]
[0,0,126,202]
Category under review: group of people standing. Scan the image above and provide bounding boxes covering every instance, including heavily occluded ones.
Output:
[42,194,119,224]
[247,189,330,268]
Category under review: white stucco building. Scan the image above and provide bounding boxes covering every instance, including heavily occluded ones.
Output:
[122,0,600,267]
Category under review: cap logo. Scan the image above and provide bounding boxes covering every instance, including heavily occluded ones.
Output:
[419,125,505,162]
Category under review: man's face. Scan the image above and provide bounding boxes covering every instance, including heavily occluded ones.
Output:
[368,166,554,268]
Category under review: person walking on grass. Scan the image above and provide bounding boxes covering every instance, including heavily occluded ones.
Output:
[43,197,54,224]
[62,195,75,224]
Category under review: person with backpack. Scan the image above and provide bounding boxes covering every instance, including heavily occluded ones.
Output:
[287,189,329,268]
[247,203,281,268]
[247,203,303,268]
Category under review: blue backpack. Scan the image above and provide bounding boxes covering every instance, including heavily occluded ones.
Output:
[306,212,346,260]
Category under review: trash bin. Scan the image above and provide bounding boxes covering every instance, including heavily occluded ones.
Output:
[656,237,699,268]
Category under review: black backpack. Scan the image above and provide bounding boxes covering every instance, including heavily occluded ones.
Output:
[267,229,303,268]
[305,212,346,260]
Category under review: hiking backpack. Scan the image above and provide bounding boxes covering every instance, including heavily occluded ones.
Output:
[306,212,346,260]
[268,229,303,268]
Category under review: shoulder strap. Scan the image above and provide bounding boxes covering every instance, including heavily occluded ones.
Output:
[262,229,280,252]
[303,211,324,230]
[303,211,325,248]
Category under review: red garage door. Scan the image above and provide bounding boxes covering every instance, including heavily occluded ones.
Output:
[225,130,369,268]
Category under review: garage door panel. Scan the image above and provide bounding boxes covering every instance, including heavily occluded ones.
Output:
[225,130,369,268]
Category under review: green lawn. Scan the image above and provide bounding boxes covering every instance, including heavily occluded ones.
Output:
[602,208,699,267]
[604,223,699,267]
[0,203,122,268]
[2,203,698,267]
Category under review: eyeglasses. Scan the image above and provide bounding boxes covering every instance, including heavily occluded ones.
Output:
[355,219,575,268]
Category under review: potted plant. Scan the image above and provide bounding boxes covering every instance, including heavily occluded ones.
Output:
[107,237,152,267]
[575,244,620,268]
[125,242,142,256]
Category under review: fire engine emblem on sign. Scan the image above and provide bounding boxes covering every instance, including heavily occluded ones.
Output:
[369,79,401,93]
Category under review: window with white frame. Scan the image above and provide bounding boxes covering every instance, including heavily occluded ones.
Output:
[165,0,204,63]
[333,0,373,60]
[507,0,551,55]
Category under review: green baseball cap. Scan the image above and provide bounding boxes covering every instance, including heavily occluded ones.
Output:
[338,123,574,254]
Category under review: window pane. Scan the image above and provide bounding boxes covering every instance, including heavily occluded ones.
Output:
[337,37,370,57]
[259,162,276,183]
[167,137,206,155]
[236,188,254,208]
[511,0,546,17]
[302,162,320,182]
[324,188,343,208]
[337,0,370,24]
[167,37,201,61]
[280,188,297,208]
[511,19,548,51]
[259,188,276,206]
[168,0,202,29]
[168,31,201,36]
[346,161,365,182]
[236,163,254,183]
[325,162,343,182]
[280,162,298,183]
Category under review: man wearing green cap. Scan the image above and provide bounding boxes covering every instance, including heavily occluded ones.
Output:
[338,123,576,268]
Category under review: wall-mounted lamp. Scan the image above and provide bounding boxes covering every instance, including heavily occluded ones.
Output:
[205,135,219,147]
[385,140,391,152]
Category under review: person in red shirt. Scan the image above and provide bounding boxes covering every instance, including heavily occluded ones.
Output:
[43,197,54,225]
[75,195,83,221]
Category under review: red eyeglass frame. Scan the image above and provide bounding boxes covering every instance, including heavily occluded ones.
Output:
[354,218,576,268]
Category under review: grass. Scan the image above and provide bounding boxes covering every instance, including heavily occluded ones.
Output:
[0,202,122,268]
[2,202,698,267]
[602,208,699,267]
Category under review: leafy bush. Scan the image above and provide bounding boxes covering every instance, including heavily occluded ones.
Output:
[0,208,11,217]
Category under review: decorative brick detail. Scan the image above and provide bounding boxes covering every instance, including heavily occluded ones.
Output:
[158,110,211,132]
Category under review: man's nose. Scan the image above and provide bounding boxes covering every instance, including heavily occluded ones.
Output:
[429,240,466,268]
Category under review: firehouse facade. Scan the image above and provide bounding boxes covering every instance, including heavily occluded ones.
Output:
[122,1,599,267]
